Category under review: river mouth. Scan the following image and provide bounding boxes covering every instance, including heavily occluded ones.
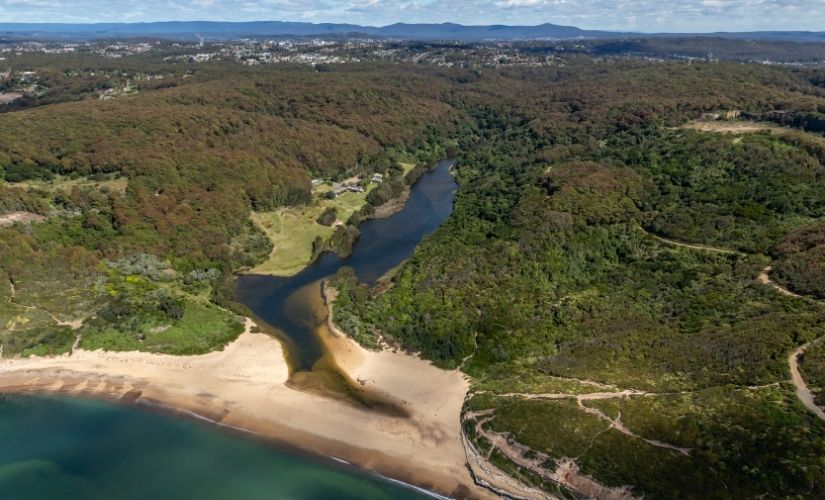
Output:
[233,160,457,407]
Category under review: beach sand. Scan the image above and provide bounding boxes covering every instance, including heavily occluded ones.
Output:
[0,316,492,499]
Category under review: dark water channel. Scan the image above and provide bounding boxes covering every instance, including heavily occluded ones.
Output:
[233,159,457,372]
[0,161,459,500]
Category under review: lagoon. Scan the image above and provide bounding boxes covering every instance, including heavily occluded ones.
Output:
[234,159,457,371]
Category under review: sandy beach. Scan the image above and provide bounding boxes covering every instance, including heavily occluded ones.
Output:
[0,316,493,499]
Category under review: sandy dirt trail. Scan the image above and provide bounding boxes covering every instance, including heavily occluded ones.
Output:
[681,120,777,134]
[643,228,825,421]
[757,266,803,298]
[640,228,744,256]
[789,342,825,422]
[464,409,638,500]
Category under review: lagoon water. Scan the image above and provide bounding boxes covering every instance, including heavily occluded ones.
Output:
[0,395,429,500]
[0,161,458,500]
[234,159,457,370]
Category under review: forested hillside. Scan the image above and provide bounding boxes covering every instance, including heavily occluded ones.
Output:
[331,61,825,497]
[2,50,825,497]
[0,62,461,356]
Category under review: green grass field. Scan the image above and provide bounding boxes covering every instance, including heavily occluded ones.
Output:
[249,163,416,276]
[249,183,378,276]
[13,174,128,194]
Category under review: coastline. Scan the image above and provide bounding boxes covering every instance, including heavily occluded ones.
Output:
[0,317,491,499]
[0,159,483,497]
[322,283,552,499]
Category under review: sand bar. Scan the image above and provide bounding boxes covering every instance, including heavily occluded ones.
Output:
[0,318,492,499]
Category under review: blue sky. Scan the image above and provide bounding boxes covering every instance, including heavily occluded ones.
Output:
[0,0,821,32]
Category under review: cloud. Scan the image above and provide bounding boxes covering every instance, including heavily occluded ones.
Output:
[0,0,821,32]
[497,0,546,7]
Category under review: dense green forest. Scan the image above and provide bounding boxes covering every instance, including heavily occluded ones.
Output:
[0,60,461,356]
[330,60,825,497]
[2,49,825,497]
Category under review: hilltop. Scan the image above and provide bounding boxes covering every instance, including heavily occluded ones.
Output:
[2,20,825,42]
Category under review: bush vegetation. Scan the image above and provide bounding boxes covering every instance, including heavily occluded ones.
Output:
[772,221,825,298]
[328,58,825,497]
[3,51,825,497]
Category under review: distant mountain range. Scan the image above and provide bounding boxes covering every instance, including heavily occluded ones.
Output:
[0,21,824,43]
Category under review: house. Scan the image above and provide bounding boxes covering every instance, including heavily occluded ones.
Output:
[332,184,349,196]
[371,173,384,183]
[331,182,365,197]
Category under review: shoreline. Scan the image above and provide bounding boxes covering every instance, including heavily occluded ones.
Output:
[0,318,491,499]
[0,159,482,496]
[243,160,444,278]
[321,283,548,499]
[240,188,416,279]
[0,375,452,499]
[369,186,412,220]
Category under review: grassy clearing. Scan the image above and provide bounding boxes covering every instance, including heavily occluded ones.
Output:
[1,257,100,357]
[473,362,619,395]
[398,162,416,174]
[681,119,825,146]
[249,182,378,276]
[12,174,128,194]
[250,161,420,276]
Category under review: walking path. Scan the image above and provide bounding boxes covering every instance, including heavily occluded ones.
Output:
[464,409,638,500]
[757,266,803,298]
[641,227,825,421]
[640,228,744,256]
[789,342,825,422]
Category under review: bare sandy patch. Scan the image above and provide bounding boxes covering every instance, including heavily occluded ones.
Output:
[681,120,776,134]
[0,211,45,227]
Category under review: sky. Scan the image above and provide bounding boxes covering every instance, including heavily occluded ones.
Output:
[0,0,822,33]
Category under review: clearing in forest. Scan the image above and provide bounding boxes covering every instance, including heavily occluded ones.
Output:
[14,174,128,194]
[249,163,415,276]
[681,119,778,133]
[250,180,375,276]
